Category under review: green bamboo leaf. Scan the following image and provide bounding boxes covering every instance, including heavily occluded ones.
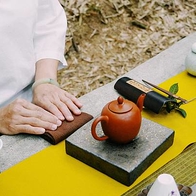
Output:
[177,108,187,118]
[169,83,179,94]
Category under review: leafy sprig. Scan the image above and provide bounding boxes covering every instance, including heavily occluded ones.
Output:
[165,83,187,118]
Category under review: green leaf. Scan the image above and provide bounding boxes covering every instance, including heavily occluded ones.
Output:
[164,83,187,118]
[166,102,174,113]
[177,108,187,118]
[169,83,179,94]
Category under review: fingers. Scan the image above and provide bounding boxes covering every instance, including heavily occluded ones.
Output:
[0,99,63,135]
[14,124,45,135]
[22,99,62,125]
[37,94,81,121]
[0,85,83,135]
[58,92,82,120]
[14,115,61,134]
[33,85,83,121]
[64,91,83,110]
[48,100,75,121]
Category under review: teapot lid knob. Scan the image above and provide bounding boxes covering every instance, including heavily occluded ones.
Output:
[108,96,133,113]
[117,96,124,104]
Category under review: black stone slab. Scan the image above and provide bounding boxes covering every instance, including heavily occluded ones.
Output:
[65,118,174,186]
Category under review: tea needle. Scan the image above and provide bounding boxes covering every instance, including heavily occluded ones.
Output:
[142,80,187,103]
[185,96,196,104]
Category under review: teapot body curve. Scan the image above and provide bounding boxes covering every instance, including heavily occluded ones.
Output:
[100,103,142,143]
[91,95,145,144]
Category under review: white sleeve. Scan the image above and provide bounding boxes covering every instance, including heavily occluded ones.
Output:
[34,0,67,65]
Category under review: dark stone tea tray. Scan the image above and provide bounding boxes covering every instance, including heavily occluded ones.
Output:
[65,117,174,186]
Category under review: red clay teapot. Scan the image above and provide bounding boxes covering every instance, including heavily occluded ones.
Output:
[91,94,146,144]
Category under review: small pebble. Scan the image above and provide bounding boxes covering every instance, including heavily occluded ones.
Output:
[142,188,148,194]
[181,186,192,195]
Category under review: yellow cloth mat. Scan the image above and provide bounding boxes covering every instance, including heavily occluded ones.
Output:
[130,71,196,188]
[123,142,196,195]
[0,71,196,196]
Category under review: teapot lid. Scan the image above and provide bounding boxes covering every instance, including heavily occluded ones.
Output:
[108,96,133,113]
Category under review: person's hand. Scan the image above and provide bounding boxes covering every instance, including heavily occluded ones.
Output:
[0,99,62,135]
[32,84,83,121]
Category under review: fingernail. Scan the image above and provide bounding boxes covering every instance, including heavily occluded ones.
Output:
[51,124,57,131]
[57,120,62,126]
[58,115,65,120]
[76,109,82,115]
[37,128,45,134]
[67,115,74,121]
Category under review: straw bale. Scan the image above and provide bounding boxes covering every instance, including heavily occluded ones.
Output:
[58,0,196,97]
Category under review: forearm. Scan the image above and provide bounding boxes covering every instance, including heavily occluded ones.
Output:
[35,59,59,81]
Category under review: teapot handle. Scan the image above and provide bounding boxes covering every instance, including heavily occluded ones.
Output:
[91,116,109,141]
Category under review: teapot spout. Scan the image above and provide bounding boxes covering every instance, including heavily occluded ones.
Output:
[136,93,146,111]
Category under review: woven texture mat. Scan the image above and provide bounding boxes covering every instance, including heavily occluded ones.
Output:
[122,142,196,195]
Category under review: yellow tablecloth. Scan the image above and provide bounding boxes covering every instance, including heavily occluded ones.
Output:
[0,71,196,196]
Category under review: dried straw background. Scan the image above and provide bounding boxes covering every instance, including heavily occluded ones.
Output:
[58,0,196,97]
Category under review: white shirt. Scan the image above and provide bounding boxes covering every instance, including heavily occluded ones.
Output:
[0,0,67,107]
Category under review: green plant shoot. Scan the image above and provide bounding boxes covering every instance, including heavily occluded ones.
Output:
[166,83,187,118]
